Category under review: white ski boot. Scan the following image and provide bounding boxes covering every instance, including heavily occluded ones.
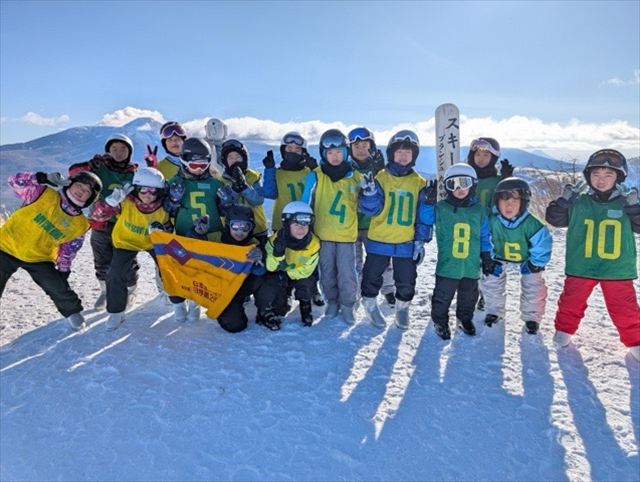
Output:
[173,301,188,323]
[340,304,356,325]
[325,301,340,318]
[553,330,572,347]
[394,300,411,330]
[362,297,386,328]
[629,346,639,361]
[94,280,107,309]
[187,301,201,322]
[66,312,85,331]
[106,311,125,331]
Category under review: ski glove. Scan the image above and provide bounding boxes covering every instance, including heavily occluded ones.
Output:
[149,220,174,233]
[500,159,514,178]
[302,150,318,170]
[369,149,385,169]
[192,215,210,236]
[144,145,158,168]
[168,181,186,203]
[217,184,238,207]
[262,150,275,169]
[412,240,425,265]
[423,179,438,205]
[616,182,639,206]
[360,172,377,196]
[230,165,249,193]
[105,183,134,207]
[247,246,264,264]
[520,260,544,275]
[481,252,499,276]
[272,229,287,258]
[559,180,587,205]
[35,172,70,188]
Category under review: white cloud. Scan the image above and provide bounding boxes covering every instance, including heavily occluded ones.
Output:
[97,106,165,127]
[605,69,640,86]
[20,112,70,127]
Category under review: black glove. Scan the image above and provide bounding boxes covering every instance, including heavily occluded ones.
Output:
[424,179,438,205]
[35,172,69,188]
[369,149,385,169]
[481,252,498,276]
[302,150,318,170]
[262,150,275,169]
[193,215,210,236]
[500,159,514,178]
[272,229,287,257]
[230,165,248,193]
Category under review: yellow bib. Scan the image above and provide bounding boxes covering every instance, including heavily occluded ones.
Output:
[311,170,361,242]
[157,158,180,181]
[272,168,310,230]
[218,168,268,235]
[112,199,171,251]
[0,188,89,263]
[368,170,425,244]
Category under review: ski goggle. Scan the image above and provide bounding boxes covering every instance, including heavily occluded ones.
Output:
[390,130,419,147]
[320,132,346,149]
[496,190,523,201]
[161,122,186,139]
[587,149,626,169]
[470,139,500,157]
[445,176,475,191]
[229,220,253,233]
[290,213,313,226]
[282,133,306,147]
[136,186,161,196]
[348,127,374,145]
[222,139,245,151]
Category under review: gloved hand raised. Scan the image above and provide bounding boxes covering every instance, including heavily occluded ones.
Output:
[217,184,238,207]
[168,181,186,203]
[230,165,248,193]
[105,183,134,207]
[500,159,514,178]
[616,182,639,206]
[35,172,70,188]
[360,171,377,196]
[272,229,287,258]
[302,150,318,170]
[144,145,158,168]
[423,179,438,205]
[262,150,275,169]
[560,179,587,204]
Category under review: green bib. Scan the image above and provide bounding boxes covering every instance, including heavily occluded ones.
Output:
[170,176,224,237]
[95,164,134,199]
[490,213,544,263]
[476,176,500,211]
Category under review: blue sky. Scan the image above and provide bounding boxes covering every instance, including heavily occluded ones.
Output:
[1,1,639,157]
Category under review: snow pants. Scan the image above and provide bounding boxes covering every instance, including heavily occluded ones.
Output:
[480,269,547,323]
[91,224,138,286]
[0,249,83,317]
[356,230,394,296]
[319,241,358,307]
[431,275,479,325]
[266,271,316,316]
[217,273,272,333]
[361,253,417,302]
[554,276,640,347]
[107,248,156,314]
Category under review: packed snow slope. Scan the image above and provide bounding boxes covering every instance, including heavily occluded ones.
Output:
[1,230,639,481]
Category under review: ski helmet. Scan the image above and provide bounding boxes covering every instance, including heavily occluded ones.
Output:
[220,139,249,172]
[468,137,501,169]
[280,131,307,156]
[443,163,478,193]
[583,149,627,185]
[386,130,420,165]
[159,121,187,153]
[64,171,103,208]
[319,129,349,163]
[281,201,314,227]
[348,127,377,150]
[104,134,134,163]
[225,204,255,233]
[180,137,212,175]
[132,167,165,195]
[493,176,531,217]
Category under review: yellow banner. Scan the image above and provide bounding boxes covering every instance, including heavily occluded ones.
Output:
[151,231,253,319]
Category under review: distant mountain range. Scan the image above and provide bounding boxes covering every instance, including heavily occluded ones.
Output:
[1,117,638,210]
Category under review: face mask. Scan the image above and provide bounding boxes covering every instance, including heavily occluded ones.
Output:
[283,152,303,164]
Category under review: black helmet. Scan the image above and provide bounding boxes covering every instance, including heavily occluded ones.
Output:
[65,171,103,208]
[225,204,255,229]
[386,130,420,166]
[583,149,627,185]
[493,176,531,217]
[220,139,249,172]
[180,138,212,175]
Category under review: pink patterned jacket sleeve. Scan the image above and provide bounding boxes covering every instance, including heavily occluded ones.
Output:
[7,172,46,204]
[56,236,85,272]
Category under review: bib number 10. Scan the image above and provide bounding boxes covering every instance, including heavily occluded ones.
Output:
[583,219,621,259]
[452,222,470,259]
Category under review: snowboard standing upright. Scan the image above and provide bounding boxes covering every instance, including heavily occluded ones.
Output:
[434,103,460,200]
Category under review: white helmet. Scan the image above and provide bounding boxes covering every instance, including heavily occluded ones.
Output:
[133,167,165,189]
[443,163,478,192]
[281,201,314,226]
[105,133,134,162]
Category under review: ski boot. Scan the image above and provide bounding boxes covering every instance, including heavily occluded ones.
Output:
[257,309,282,331]
[126,284,137,308]
[312,291,325,307]
[434,320,451,340]
[384,292,396,308]
[340,304,356,325]
[525,321,539,335]
[66,312,85,331]
[362,297,386,328]
[457,318,476,336]
[553,330,572,347]
[106,311,125,331]
[325,301,340,318]
[300,300,314,327]
[484,314,500,327]
[94,280,107,309]
[186,300,201,322]
[173,301,188,323]
[394,300,411,330]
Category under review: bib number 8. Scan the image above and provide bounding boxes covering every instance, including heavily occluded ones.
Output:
[452,222,470,259]
[583,219,621,260]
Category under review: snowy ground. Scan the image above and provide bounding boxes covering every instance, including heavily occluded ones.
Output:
[1,230,639,481]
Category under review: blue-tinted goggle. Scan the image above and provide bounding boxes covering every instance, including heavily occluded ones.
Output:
[348,127,374,145]
[283,133,305,147]
[320,132,346,149]
[391,130,419,147]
